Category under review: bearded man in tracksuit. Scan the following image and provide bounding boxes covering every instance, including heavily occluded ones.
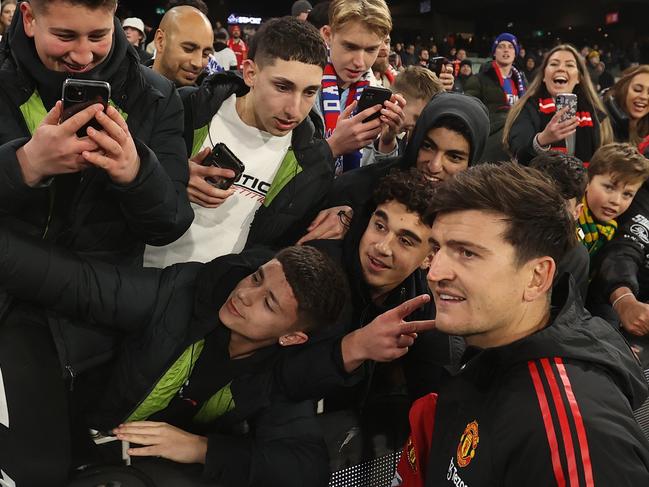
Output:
[394,162,649,486]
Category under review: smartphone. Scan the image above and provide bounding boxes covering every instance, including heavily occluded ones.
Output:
[356,86,392,123]
[61,79,111,137]
[201,143,245,189]
[429,56,449,77]
[555,93,578,123]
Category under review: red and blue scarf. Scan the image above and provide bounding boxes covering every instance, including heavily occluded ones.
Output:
[321,60,370,174]
[492,61,526,108]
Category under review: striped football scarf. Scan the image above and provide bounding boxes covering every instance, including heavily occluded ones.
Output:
[577,195,617,258]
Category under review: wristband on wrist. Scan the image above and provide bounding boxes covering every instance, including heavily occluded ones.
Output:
[612,292,634,309]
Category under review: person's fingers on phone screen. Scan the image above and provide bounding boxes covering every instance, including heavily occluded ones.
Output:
[357,104,383,121]
[203,166,236,180]
[62,103,104,134]
[44,101,62,126]
[94,109,127,145]
[86,126,121,156]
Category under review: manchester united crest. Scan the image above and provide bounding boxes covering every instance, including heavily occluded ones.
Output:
[456,420,479,467]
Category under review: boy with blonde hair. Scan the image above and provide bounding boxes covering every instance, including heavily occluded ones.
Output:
[578,142,649,260]
[318,0,406,173]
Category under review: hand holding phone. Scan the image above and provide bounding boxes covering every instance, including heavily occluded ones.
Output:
[201,143,245,189]
[61,79,111,137]
[429,56,449,77]
[356,86,393,123]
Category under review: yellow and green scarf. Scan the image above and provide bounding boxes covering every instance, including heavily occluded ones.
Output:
[577,195,617,258]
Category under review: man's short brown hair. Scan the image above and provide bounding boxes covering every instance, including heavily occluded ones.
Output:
[588,142,649,186]
[429,162,575,267]
[31,0,117,12]
[392,66,444,102]
[328,0,392,38]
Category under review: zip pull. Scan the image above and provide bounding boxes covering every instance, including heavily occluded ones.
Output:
[65,365,76,391]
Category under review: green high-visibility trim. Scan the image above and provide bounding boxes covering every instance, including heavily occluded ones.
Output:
[192,382,235,424]
[264,149,301,207]
[127,340,205,423]
[191,125,209,157]
[19,91,128,135]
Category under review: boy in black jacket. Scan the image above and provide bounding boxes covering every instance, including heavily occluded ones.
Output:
[0,240,346,486]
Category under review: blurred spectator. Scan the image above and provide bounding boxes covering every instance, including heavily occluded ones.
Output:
[418,48,429,68]
[122,17,152,64]
[152,5,213,86]
[306,0,329,34]
[227,24,248,70]
[211,29,237,71]
[457,59,474,89]
[596,61,615,91]
[464,32,527,163]
[587,50,601,86]
[523,54,538,81]
[604,65,649,144]
[291,0,312,21]
[402,43,416,66]
[372,35,398,88]
[213,19,228,40]
[388,50,402,72]
[0,0,16,39]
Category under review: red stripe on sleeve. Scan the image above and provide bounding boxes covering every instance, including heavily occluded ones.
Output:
[528,360,566,487]
[541,358,580,487]
[555,358,595,487]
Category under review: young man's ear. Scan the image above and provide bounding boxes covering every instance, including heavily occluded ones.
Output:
[523,256,555,302]
[278,331,309,347]
[21,1,36,38]
[241,59,258,88]
[573,202,584,221]
[321,25,332,47]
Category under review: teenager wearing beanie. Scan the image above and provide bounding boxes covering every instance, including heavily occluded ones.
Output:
[464,32,528,163]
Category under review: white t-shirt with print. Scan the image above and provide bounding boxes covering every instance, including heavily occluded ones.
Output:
[144,94,291,268]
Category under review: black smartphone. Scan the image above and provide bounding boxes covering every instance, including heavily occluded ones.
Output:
[61,79,111,138]
[201,143,245,189]
[555,93,578,123]
[429,56,449,77]
[356,86,392,123]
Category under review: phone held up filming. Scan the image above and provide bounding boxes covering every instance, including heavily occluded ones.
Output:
[61,79,111,138]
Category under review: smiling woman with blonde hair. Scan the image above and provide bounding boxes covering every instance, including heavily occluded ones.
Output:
[503,44,612,165]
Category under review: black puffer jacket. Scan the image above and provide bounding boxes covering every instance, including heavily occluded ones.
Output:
[180,72,334,250]
[0,13,193,373]
[0,233,329,487]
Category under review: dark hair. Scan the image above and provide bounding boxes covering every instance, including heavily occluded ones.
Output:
[165,0,208,15]
[214,30,227,42]
[530,152,587,201]
[373,168,436,226]
[248,16,327,69]
[307,1,330,29]
[430,115,472,155]
[31,0,117,11]
[429,162,575,267]
[275,246,349,331]
[588,142,649,186]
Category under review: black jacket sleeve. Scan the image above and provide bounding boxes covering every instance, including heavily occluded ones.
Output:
[203,399,330,487]
[0,138,36,213]
[591,187,649,300]
[120,85,193,246]
[507,100,540,165]
[0,228,168,331]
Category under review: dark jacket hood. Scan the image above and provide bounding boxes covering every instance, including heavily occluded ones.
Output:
[3,10,134,109]
[466,275,649,410]
[402,91,490,167]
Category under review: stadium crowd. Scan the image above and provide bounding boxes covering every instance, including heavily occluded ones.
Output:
[0,0,649,486]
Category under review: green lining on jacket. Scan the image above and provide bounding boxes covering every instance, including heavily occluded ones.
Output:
[127,340,205,423]
[264,149,302,207]
[191,125,209,157]
[192,382,235,424]
[19,91,128,135]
